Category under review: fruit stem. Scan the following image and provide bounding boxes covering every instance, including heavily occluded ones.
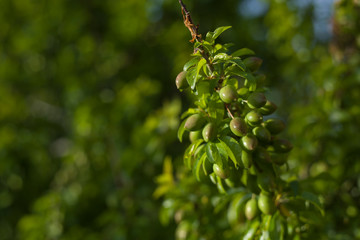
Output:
[226,105,234,119]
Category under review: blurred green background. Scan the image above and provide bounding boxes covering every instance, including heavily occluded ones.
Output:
[1,0,359,239]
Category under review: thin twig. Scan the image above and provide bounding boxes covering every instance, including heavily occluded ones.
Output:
[226,105,234,119]
[178,0,214,74]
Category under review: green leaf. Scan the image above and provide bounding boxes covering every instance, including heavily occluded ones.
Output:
[208,98,224,120]
[183,139,204,169]
[245,73,257,91]
[219,136,243,168]
[183,57,201,71]
[194,58,206,87]
[244,221,260,240]
[186,67,197,90]
[212,26,232,40]
[301,192,324,216]
[214,53,231,61]
[205,31,215,43]
[206,142,222,166]
[229,58,246,71]
[180,108,199,119]
[193,149,206,182]
[232,48,255,57]
[177,118,187,142]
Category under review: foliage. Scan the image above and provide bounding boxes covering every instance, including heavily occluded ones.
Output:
[0,0,359,239]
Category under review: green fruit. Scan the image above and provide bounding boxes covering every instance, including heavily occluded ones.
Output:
[213,163,230,179]
[230,117,247,137]
[175,71,188,90]
[219,85,238,103]
[189,130,202,143]
[260,101,277,115]
[241,134,258,152]
[252,126,271,142]
[273,138,293,153]
[241,150,253,168]
[245,110,263,126]
[264,119,286,134]
[184,114,206,131]
[247,92,267,109]
[258,192,276,215]
[245,198,259,220]
[202,122,217,142]
[244,57,263,72]
[237,87,249,98]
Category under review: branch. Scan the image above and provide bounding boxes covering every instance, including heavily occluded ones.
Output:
[178,0,214,74]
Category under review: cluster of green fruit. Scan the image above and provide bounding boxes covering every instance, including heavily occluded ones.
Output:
[176,26,293,220]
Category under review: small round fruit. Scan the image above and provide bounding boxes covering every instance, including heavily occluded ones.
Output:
[175,71,188,90]
[245,198,259,220]
[184,114,206,131]
[258,192,276,215]
[241,134,258,152]
[252,126,271,142]
[202,122,217,142]
[264,119,286,134]
[189,130,202,143]
[260,101,277,115]
[230,117,247,137]
[237,87,249,98]
[245,110,263,126]
[213,163,230,179]
[243,57,263,72]
[247,92,267,109]
[273,138,293,153]
[219,85,238,103]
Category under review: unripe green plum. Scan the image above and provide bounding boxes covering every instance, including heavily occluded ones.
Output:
[202,122,217,142]
[246,110,263,126]
[258,192,276,215]
[244,57,263,72]
[245,198,259,220]
[241,134,258,152]
[213,163,230,179]
[260,101,277,115]
[230,117,247,137]
[252,126,271,142]
[189,130,202,143]
[247,92,267,109]
[219,85,238,103]
[264,118,285,134]
[184,114,206,131]
[175,71,188,90]
[237,87,249,98]
[273,138,293,153]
